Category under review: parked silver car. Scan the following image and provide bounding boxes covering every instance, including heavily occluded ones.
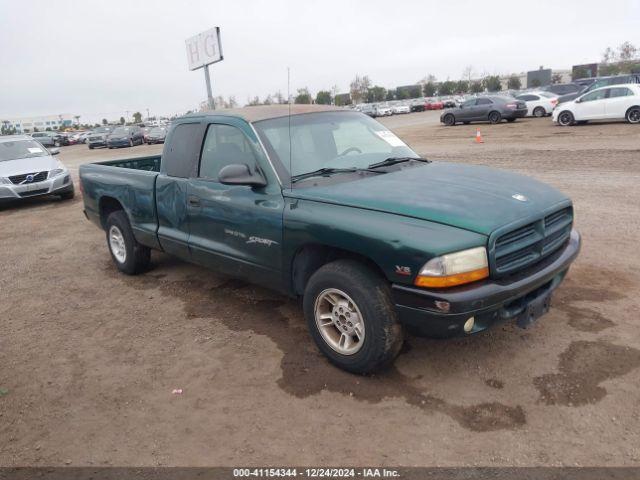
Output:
[0,135,74,203]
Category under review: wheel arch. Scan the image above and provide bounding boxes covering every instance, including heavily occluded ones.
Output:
[625,105,640,117]
[290,243,387,296]
[99,196,125,230]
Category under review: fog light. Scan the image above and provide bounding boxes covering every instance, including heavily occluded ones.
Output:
[463,317,475,333]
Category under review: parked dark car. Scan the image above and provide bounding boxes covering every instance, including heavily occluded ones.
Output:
[106,126,145,148]
[440,96,528,126]
[30,132,57,147]
[88,126,116,149]
[557,74,640,104]
[146,126,168,144]
[542,83,583,96]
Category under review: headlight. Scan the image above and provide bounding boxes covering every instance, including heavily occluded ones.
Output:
[0,177,11,185]
[414,246,489,288]
[49,168,66,178]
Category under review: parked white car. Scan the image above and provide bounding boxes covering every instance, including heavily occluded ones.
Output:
[391,104,410,114]
[515,91,558,117]
[0,135,74,203]
[374,105,393,117]
[553,84,640,126]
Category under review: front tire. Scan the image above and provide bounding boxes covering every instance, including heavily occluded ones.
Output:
[626,107,640,124]
[488,111,501,124]
[105,211,151,275]
[557,111,574,126]
[443,114,455,126]
[303,260,404,374]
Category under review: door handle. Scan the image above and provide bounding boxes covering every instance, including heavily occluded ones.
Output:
[188,195,201,207]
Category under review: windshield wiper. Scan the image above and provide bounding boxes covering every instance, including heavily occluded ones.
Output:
[290,167,383,183]
[368,157,430,169]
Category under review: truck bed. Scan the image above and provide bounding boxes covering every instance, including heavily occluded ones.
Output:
[79,154,162,250]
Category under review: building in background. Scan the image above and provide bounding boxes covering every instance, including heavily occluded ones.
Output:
[1,113,76,133]
[527,67,552,88]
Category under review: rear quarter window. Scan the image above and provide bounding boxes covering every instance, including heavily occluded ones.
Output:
[162,123,206,178]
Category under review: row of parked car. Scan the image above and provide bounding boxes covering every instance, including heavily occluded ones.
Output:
[439,73,640,126]
[28,125,169,149]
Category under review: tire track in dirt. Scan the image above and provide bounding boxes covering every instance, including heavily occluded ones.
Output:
[106,265,526,432]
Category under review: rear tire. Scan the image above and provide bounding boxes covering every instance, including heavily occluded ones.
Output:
[488,111,501,124]
[533,106,546,117]
[626,107,640,124]
[105,210,151,275]
[303,260,404,374]
[557,111,574,126]
[89,145,94,150]
[443,114,455,126]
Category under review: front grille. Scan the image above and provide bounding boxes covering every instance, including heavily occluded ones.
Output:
[492,206,573,276]
[89,136,102,141]
[19,188,49,197]
[9,171,49,185]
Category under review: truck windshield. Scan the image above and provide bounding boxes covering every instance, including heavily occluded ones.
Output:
[0,140,49,162]
[253,111,419,182]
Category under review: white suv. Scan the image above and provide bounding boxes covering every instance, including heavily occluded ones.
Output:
[553,84,640,125]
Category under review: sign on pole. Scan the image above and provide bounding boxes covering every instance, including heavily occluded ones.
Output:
[185,27,223,71]
[185,27,223,109]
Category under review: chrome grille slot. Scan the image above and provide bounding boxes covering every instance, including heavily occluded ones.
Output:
[492,206,573,276]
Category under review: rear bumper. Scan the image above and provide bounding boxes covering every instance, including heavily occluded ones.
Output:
[392,229,581,337]
[504,108,528,119]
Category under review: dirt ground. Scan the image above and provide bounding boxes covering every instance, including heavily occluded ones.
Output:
[1,113,639,467]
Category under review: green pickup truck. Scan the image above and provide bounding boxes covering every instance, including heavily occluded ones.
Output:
[79,105,580,373]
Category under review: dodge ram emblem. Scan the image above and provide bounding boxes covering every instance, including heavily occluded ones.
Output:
[512,193,528,202]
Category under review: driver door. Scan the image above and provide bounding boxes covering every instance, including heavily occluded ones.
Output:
[187,121,285,287]
[575,89,608,120]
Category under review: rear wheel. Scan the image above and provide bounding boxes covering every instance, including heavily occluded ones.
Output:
[105,211,151,275]
[303,260,404,374]
[488,111,501,124]
[626,107,640,124]
[533,106,546,117]
[443,114,455,126]
[89,145,94,150]
[557,111,574,126]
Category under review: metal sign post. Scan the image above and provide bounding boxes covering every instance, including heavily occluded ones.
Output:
[185,27,224,110]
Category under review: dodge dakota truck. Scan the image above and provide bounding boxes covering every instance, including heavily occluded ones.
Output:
[79,105,580,374]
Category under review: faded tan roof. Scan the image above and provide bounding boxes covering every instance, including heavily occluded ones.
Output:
[191,104,346,123]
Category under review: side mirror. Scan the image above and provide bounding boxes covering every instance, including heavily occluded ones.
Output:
[575,98,581,103]
[218,163,267,187]
[49,147,60,155]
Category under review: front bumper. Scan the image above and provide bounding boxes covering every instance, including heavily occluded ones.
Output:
[0,174,73,202]
[392,229,581,337]
[107,138,131,147]
[89,139,107,147]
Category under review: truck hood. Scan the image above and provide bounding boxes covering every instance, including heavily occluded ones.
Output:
[0,155,59,177]
[287,162,569,236]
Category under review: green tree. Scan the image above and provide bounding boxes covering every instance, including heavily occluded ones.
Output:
[470,81,483,93]
[294,87,312,104]
[599,63,621,76]
[132,112,142,123]
[395,88,408,100]
[507,75,521,90]
[551,73,563,84]
[315,90,332,105]
[438,80,456,95]
[119,117,126,125]
[455,80,469,94]
[102,118,108,125]
[423,82,437,97]
[530,78,541,88]
[572,67,590,80]
[408,85,422,98]
[367,86,387,103]
[385,90,395,101]
[483,75,502,92]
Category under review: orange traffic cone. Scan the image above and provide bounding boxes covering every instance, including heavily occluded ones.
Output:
[475,129,484,144]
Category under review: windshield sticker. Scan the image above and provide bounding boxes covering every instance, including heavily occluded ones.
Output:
[375,130,407,147]
[28,147,44,153]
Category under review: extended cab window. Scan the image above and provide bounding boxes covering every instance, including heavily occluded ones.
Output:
[199,124,258,181]
[609,87,632,98]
